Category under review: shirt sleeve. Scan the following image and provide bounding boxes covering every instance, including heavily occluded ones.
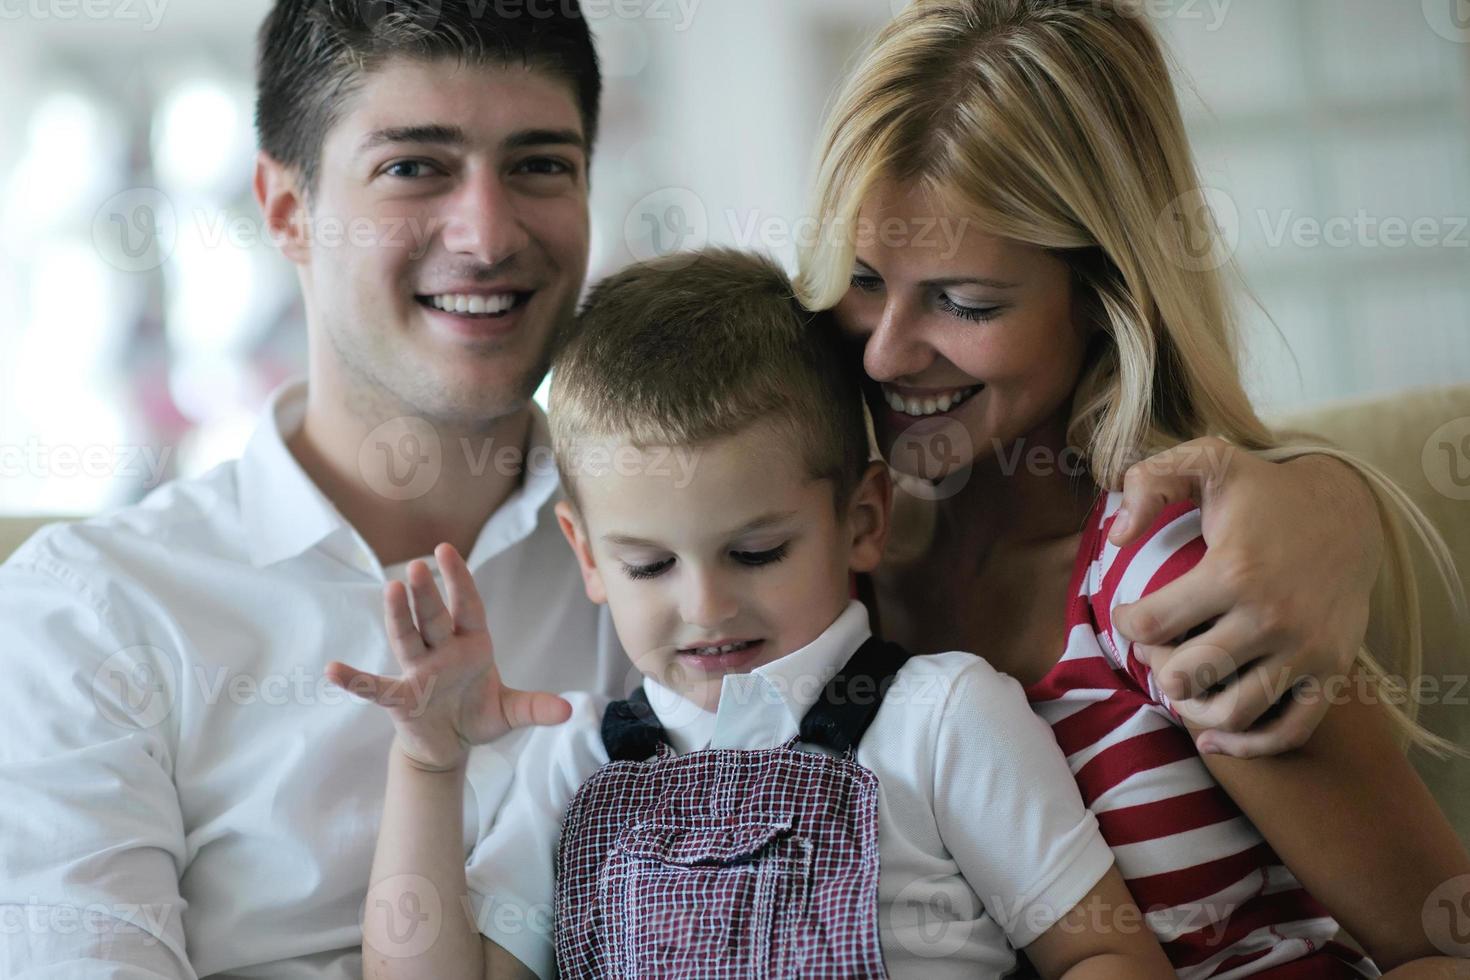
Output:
[0,540,195,978]
[930,657,1117,949]
[463,692,609,979]
[1090,499,1208,721]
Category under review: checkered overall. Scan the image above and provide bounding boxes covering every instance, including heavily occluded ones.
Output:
[553,636,910,979]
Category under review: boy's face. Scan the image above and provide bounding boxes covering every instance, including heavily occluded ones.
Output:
[257,57,590,426]
[556,422,890,712]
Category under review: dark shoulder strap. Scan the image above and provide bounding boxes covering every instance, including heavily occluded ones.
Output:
[600,686,669,762]
[798,635,912,755]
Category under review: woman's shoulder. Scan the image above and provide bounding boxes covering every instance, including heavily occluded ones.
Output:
[1076,490,1205,610]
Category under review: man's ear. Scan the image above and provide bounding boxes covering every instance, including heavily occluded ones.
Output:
[555,499,607,605]
[846,460,893,575]
[254,150,311,266]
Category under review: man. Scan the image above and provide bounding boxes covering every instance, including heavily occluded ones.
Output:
[1,4,617,976]
[0,1,1388,976]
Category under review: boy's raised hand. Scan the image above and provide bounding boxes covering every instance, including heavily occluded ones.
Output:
[324,542,572,772]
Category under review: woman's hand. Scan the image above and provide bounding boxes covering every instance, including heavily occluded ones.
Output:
[1107,438,1383,758]
[325,542,572,772]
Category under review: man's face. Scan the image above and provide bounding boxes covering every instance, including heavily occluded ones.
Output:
[299,57,590,426]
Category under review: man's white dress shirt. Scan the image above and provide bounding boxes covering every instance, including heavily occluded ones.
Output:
[465,601,1115,980]
[0,379,625,978]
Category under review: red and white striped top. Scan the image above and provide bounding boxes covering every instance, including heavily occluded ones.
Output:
[1024,492,1379,978]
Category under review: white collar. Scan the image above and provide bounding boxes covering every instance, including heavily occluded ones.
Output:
[643,600,874,754]
[237,377,562,575]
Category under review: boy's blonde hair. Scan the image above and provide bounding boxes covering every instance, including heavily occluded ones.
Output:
[551,248,871,513]
[797,0,1465,754]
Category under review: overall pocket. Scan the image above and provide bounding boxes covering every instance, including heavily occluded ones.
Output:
[598,817,814,978]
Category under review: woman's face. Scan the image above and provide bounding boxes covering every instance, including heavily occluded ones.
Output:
[833,180,1093,481]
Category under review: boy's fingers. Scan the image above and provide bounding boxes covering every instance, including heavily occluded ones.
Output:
[435,543,487,634]
[499,688,573,730]
[383,581,428,661]
[407,559,454,648]
[324,661,392,704]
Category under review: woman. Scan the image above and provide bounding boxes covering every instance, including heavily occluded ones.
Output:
[799,0,1469,972]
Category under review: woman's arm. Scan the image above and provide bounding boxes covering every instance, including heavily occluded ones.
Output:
[1107,439,1383,757]
[1189,670,1470,969]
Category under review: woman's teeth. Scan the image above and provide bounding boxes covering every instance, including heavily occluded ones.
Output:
[883,384,982,418]
[426,293,519,315]
[685,640,757,656]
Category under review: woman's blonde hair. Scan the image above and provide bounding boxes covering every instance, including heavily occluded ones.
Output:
[797,0,1464,754]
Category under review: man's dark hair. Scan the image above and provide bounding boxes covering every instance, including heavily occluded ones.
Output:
[255,0,601,196]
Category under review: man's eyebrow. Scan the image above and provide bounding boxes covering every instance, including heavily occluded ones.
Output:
[600,512,798,549]
[356,124,468,156]
[504,128,586,153]
[356,125,585,157]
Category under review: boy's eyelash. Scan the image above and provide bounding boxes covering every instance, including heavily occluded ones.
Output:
[732,543,789,567]
[621,558,674,581]
[619,544,790,581]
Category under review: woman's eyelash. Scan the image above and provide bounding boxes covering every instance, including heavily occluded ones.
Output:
[850,274,883,292]
[937,294,1002,322]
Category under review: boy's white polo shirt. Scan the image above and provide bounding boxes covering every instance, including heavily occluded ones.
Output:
[465,600,1115,979]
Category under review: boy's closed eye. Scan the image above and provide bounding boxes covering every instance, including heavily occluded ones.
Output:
[619,543,792,581]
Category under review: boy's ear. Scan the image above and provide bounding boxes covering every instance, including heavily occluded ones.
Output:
[846,460,893,575]
[254,150,311,266]
[555,500,607,605]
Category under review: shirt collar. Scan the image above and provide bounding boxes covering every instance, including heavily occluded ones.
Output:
[238,378,349,569]
[238,377,563,574]
[644,600,873,753]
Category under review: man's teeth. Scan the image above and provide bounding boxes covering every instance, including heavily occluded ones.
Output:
[686,640,757,656]
[427,293,518,315]
[883,385,982,418]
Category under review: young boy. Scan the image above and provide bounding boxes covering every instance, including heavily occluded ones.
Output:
[327,249,1173,978]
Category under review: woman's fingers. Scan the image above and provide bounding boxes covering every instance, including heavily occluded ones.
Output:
[435,542,487,635]
[1113,553,1234,647]
[1193,692,1324,757]
[406,559,454,648]
[1109,436,1235,545]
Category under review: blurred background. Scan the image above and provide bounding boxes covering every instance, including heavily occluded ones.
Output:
[2,0,1469,515]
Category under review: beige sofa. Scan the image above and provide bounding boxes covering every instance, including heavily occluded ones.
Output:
[2,384,1467,844]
